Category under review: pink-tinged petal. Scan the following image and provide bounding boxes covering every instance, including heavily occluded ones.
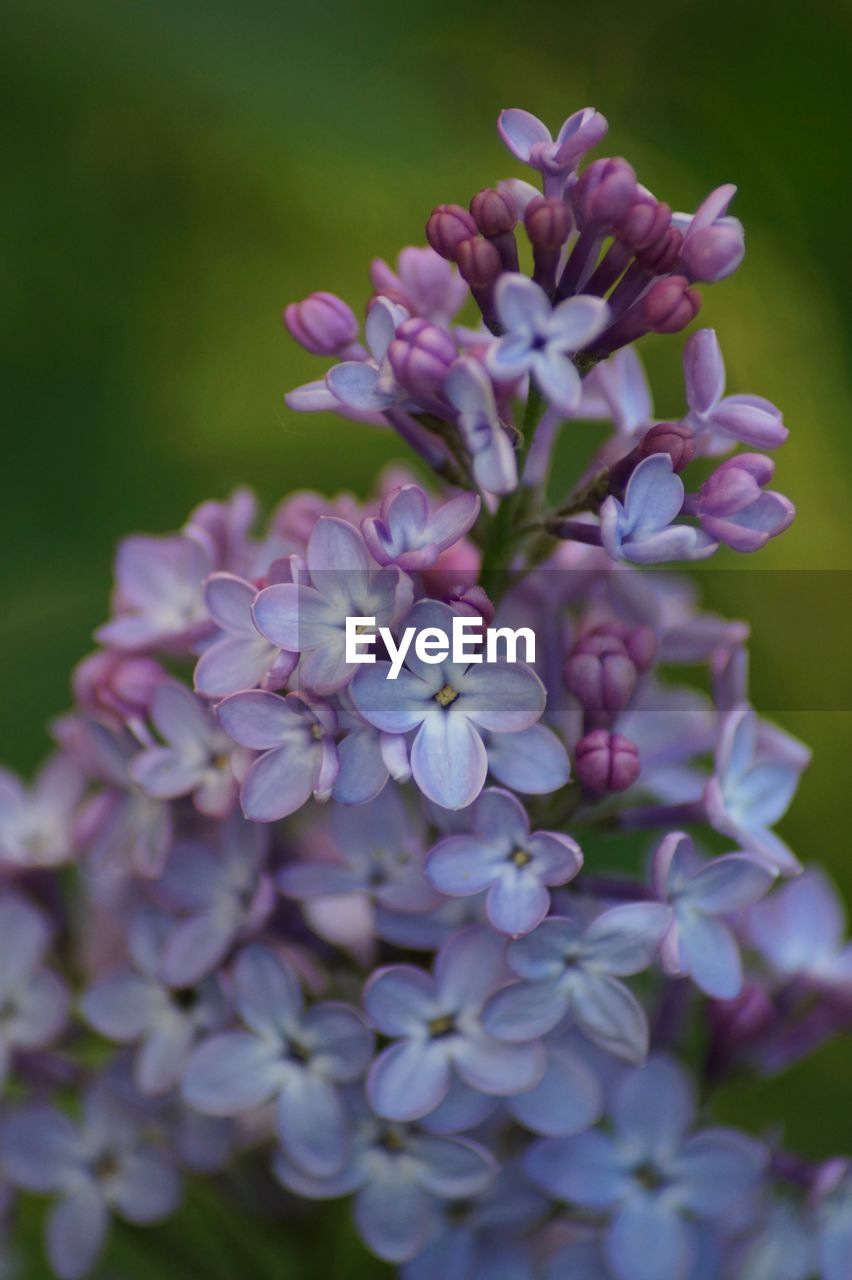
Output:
[498,108,552,162]
[363,965,438,1035]
[460,662,546,733]
[181,1032,284,1114]
[130,748,202,799]
[411,713,487,810]
[422,492,480,551]
[240,746,316,822]
[452,1034,545,1095]
[150,682,211,751]
[114,534,206,609]
[688,183,737,232]
[217,690,303,749]
[204,573,255,632]
[367,1040,451,1120]
[710,398,788,448]
[487,872,550,937]
[194,635,277,699]
[683,329,725,413]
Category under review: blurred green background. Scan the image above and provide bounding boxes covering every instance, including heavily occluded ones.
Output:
[3,0,852,1273]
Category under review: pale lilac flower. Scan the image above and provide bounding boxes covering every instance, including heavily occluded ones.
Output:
[525,1055,767,1280]
[704,704,805,874]
[498,107,608,196]
[351,600,546,810]
[581,346,653,437]
[485,275,609,414]
[361,484,480,571]
[95,532,213,652]
[682,329,788,452]
[364,925,545,1121]
[130,680,237,818]
[816,1162,852,1280]
[184,487,258,576]
[482,722,571,795]
[273,1094,497,1264]
[445,357,519,496]
[0,753,84,868]
[81,910,229,1096]
[652,832,775,998]
[675,185,745,283]
[746,868,852,992]
[332,697,412,805]
[155,816,274,986]
[252,517,412,695]
[325,296,410,413]
[0,1086,181,1280]
[370,246,469,327]
[690,454,795,552]
[72,650,167,731]
[425,787,582,936]
[182,945,373,1177]
[217,689,338,822]
[505,1026,604,1138]
[737,1201,816,1280]
[279,787,439,916]
[0,893,68,1083]
[194,571,296,699]
[483,905,671,1061]
[600,455,718,564]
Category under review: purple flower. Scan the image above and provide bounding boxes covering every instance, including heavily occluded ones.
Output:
[505,1026,604,1138]
[154,816,274,986]
[0,753,83,868]
[361,484,480,571]
[351,600,546,810]
[284,291,362,357]
[81,910,229,1095]
[95,532,213,652]
[482,722,571,795]
[0,893,68,1083]
[193,571,296,698]
[369,246,469,327]
[675,184,745,283]
[251,517,412,695]
[498,107,608,197]
[1,1085,181,1280]
[525,1055,767,1280]
[483,904,671,1061]
[581,346,653,438]
[445,357,519,496]
[217,689,338,821]
[325,296,410,413]
[363,925,545,1121]
[279,787,439,916]
[704,704,805,874]
[182,944,373,1177]
[652,832,775,998]
[746,868,852,991]
[425,787,582,936]
[130,680,237,818]
[682,329,788,452]
[485,275,609,413]
[600,455,718,564]
[690,454,794,552]
[273,1094,497,1264]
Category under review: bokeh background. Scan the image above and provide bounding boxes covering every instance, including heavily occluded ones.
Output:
[3,0,852,1273]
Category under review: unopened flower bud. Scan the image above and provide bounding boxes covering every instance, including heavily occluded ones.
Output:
[575,729,640,793]
[73,651,168,723]
[643,275,701,334]
[635,226,683,275]
[708,982,775,1049]
[470,188,517,238]
[615,198,672,252]
[573,157,637,230]
[284,292,360,356]
[680,221,745,283]
[565,633,638,716]
[387,318,457,401]
[524,196,573,290]
[635,422,696,472]
[426,204,479,261]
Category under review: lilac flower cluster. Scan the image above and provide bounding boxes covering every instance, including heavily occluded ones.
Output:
[0,104,845,1280]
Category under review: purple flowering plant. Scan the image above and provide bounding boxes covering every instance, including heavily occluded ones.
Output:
[0,102,847,1280]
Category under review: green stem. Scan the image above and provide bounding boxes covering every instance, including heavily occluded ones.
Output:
[479,386,546,599]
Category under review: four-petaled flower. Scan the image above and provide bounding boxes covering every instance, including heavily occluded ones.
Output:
[361,484,480,571]
[130,680,237,818]
[682,328,788,453]
[600,454,718,564]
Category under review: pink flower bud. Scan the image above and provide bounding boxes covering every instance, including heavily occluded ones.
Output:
[575,729,640,793]
[426,204,479,261]
[284,292,360,356]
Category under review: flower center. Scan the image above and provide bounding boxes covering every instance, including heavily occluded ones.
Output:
[434,684,459,709]
[311,723,325,740]
[634,1161,666,1191]
[428,1014,456,1038]
[509,848,532,867]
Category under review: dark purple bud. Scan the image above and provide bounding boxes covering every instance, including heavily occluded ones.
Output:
[426,204,479,261]
[635,422,696,473]
[565,632,638,716]
[575,729,640,793]
[455,236,502,290]
[470,188,517,237]
[73,650,168,723]
[572,157,638,231]
[525,196,573,250]
[387,317,457,401]
[708,982,775,1049]
[615,198,672,252]
[698,454,772,517]
[643,275,702,334]
[680,222,745,283]
[635,226,683,275]
[284,291,360,356]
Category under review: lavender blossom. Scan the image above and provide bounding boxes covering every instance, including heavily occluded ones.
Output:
[95,532,213,652]
[600,455,718,564]
[0,893,68,1083]
[361,484,480,571]
[682,329,788,452]
[689,454,795,552]
[130,679,237,817]
[498,107,608,196]
[444,356,519,496]
[0,753,83,868]
[194,570,296,698]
